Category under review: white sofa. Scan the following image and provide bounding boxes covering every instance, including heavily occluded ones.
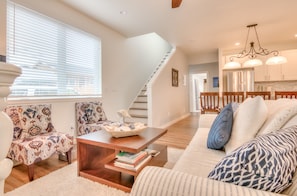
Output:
[131,98,297,196]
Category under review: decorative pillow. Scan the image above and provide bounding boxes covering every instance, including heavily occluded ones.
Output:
[257,99,297,135]
[231,102,240,113]
[207,103,233,150]
[225,96,267,154]
[208,125,297,193]
[282,114,297,130]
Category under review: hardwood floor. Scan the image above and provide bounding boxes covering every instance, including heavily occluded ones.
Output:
[4,150,77,193]
[4,113,200,193]
[155,113,199,149]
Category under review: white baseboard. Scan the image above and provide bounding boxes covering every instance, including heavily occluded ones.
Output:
[158,113,191,129]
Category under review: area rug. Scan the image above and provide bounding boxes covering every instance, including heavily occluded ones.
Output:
[5,147,184,196]
[164,147,184,169]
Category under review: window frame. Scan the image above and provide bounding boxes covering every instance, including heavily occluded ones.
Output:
[6,1,102,100]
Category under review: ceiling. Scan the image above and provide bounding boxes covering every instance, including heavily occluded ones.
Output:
[61,0,297,61]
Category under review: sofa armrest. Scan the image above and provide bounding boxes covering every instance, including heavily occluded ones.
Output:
[131,166,285,196]
[198,114,217,128]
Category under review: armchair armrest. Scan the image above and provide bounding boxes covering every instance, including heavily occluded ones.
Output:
[131,166,284,196]
[0,158,13,195]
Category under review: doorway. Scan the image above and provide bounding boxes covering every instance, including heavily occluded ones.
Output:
[190,73,207,112]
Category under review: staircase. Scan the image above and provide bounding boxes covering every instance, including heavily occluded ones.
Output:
[128,50,173,124]
[128,87,148,124]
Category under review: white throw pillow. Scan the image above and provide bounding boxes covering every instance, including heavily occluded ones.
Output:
[225,96,267,154]
[257,99,297,135]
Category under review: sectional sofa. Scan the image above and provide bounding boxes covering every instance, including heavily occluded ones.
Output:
[131,97,297,196]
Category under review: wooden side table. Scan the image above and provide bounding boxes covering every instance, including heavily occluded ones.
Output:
[76,127,167,192]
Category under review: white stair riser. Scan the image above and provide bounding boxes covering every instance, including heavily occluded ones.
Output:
[126,117,147,124]
[140,91,147,96]
[129,109,147,116]
[136,96,147,102]
[132,102,147,108]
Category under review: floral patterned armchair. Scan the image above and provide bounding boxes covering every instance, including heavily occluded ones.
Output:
[4,104,74,181]
[75,101,112,136]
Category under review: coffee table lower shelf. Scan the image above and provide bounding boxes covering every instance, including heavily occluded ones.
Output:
[76,128,168,193]
[79,168,134,192]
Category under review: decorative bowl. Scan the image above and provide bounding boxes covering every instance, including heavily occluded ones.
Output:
[102,122,147,138]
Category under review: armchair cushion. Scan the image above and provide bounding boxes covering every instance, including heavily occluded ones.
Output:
[7,132,73,165]
[5,104,55,140]
[19,105,55,139]
[75,101,108,136]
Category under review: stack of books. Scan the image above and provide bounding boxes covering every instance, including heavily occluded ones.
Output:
[114,150,152,171]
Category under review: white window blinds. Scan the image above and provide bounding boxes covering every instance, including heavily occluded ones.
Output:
[7,1,102,98]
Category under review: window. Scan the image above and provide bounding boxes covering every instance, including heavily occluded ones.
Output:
[6,1,101,98]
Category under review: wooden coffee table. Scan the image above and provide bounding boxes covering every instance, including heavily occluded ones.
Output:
[76,127,167,192]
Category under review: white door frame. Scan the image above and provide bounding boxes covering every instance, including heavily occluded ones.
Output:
[190,72,207,112]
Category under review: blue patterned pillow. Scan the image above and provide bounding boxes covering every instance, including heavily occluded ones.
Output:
[208,125,297,193]
[207,103,233,150]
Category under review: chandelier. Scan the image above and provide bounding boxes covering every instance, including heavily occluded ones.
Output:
[224,24,287,69]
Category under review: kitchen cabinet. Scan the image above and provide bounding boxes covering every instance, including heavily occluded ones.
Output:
[254,64,282,81]
[281,49,297,80]
[254,65,266,81]
[254,49,297,81]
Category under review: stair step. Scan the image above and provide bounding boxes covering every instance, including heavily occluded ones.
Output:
[129,109,147,116]
[130,114,148,118]
[132,102,147,108]
[129,107,147,111]
[125,118,147,125]
[134,101,147,103]
[136,96,147,102]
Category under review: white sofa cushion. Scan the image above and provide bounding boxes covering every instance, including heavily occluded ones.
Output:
[173,128,225,177]
[209,125,297,193]
[198,114,217,128]
[225,96,267,154]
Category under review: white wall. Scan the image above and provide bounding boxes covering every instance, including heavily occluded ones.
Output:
[2,0,173,136]
[117,33,172,109]
[188,62,219,113]
[189,62,219,92]
[188,51,218,65]
[149,48,189,128]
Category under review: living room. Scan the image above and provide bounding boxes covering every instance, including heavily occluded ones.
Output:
[1,0,297,195]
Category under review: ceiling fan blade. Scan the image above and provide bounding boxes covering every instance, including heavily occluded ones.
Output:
[172,0,182,8]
